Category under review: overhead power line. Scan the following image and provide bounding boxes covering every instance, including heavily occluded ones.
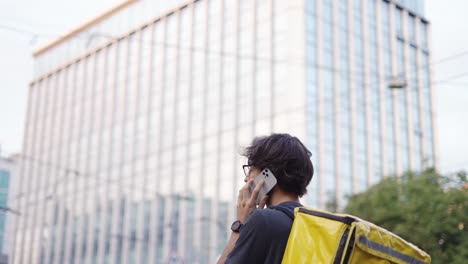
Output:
[2,5,468,82]
[433,71,468,84]
[432,50,468,65]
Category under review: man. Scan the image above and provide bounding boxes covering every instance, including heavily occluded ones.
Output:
[217,133,314,263]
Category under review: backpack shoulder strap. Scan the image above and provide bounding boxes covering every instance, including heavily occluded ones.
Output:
[274,206,296,222]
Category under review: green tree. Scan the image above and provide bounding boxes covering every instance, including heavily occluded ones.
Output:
[344,168,468,264]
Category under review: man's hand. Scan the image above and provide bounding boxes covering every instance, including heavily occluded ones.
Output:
[217,179,269,264]
[237,179,268,223]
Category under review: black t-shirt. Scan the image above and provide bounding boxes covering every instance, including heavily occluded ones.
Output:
[225,201,302,264]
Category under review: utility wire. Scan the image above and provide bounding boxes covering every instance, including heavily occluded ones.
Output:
[433,71,468,84]
[7,88,440,202]
[6,4,460,208]
[9,100,434,210]
[2,11,467,115]
[9,29,448,205]
[26,30,439,122]
[0,24,44,37]
[3,5,468,84]
[432,50,468,65]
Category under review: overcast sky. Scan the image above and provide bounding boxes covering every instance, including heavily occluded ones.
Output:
[0,0,467,173]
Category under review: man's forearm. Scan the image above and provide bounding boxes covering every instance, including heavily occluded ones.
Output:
[217,232,239,264]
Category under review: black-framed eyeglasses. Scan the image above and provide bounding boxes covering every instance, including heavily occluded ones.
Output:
[242,165,252,177]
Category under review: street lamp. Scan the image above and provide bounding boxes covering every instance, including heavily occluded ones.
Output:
[388,77,407,89]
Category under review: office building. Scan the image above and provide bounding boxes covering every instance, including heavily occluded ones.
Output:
[0,154,18,264]
[13,0,436,263]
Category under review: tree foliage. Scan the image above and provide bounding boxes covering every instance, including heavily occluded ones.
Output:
[344,168,468,264]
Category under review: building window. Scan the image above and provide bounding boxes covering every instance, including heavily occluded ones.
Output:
[0,193,7,207]
[395,7,404,38]
[0,170,9,188]
[420,21,428,50]
[408,14,416,44]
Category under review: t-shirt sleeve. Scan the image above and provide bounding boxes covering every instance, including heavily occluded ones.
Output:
[225,210,268,263]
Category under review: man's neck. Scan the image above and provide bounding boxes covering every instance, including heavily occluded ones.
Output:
[267,187,300,207]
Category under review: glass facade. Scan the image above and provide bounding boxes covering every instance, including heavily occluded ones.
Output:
[353,0,368,193]
[337,0,352,205]
[321,0,336,207]
[367,0,382,185]
[14,0,436,263]
[395,0,425,16]
[382,0,397,176]
[397,38,410,172]
[410,45,423,171]
[305,0,319,207]
[420,22,435,166]
[0,170,9,254]
[0,156,17,264]
[15,0,302,263]
[304,0,435,208]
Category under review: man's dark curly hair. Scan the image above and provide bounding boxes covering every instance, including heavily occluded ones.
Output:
[242,133,314,197]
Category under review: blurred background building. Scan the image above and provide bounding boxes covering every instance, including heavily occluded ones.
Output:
[0,153,18,264]
[12,0,436,263]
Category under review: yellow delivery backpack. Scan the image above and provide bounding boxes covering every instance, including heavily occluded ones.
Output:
[281,207,431,264]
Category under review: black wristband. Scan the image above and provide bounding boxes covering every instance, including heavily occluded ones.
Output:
[230,220,243,233]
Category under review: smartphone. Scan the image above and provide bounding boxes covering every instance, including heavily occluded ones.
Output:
[249,168,278,205]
